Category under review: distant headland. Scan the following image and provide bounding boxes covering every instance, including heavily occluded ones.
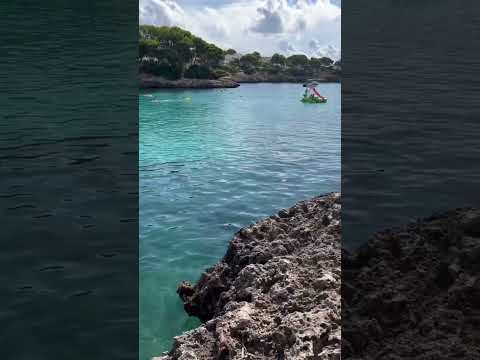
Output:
[139,25,341,89]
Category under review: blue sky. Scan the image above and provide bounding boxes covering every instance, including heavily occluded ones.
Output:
[140,0,341,59]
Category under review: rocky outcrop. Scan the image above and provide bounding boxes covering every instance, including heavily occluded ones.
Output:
[139,73,240,89]
[229,71,340,84]
[153,192,480,359]
[139,71,339,89]
[343,208,480,359]
[155,193,341,360]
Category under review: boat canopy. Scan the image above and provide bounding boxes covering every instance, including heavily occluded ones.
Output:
[303,80,320,87]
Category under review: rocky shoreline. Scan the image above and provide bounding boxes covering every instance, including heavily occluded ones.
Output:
[229,71,340,84]
[139,73,240,89]
[155,193,341,360]
[153,193,480,359]
[139,72,339,89]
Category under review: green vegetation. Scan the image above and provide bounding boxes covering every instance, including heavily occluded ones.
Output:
[271,53,287,67]
[139,25,225,80]
[139,25,340,80]
[287,54,309,67]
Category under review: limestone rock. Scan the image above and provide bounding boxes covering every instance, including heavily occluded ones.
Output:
[158,193,341,360]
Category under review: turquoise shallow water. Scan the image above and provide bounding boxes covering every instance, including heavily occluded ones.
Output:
[140,83,340,359]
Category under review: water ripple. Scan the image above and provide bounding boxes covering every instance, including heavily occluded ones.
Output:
[140,83,340,359]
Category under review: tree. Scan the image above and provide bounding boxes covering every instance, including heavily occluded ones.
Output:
[240,52,262,67]
[271,53,286,67]
[139,25,195,77]
[205,43,225,67]
[139,39,159,59]
[191,36,209,65]
[225,48,236,55]
[319,57,334,66]
[311,56,334,68]
[238,52,262,73]
[139,25,225,79]
[287,54,309,67]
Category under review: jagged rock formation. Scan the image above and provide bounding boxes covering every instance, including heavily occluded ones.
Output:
[155,193,341,360]
[343,208,480,359]
[154,193,480,359]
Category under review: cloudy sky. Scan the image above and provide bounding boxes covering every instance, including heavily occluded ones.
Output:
[139,0,341,59]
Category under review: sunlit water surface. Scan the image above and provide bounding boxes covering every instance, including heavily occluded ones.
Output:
[140,83,340,359]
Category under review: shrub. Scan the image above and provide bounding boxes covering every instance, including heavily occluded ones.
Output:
[242,65,256,75]
[184,64,212,79]
[211,69,229,79]
[286,67,308,77]
[264,64,281,74]
[139,59,182,80]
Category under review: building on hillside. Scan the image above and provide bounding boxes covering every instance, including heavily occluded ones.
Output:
[221,53,242,66]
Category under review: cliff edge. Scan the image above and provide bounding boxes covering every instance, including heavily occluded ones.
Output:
[156,193,341,360]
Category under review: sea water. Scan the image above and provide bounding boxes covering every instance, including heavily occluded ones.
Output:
[140,83,340,359]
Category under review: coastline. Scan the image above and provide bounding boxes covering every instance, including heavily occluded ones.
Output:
[139,72,340,89]
[230,71,340,84]
[139,73,240,89]
[155,193,341,360]
[152,192,480,359]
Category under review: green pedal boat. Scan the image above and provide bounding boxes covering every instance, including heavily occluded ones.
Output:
[301,95,327,103]
[301,82,327,103]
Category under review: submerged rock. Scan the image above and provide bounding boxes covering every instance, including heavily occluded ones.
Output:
[156,192,341,360]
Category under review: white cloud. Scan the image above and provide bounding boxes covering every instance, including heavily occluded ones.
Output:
[251,7,284,34]
[139,0,341,59]
[140,0,185,27]
[278,39,297,53]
